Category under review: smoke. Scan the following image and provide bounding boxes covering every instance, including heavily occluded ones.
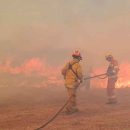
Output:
[116,62,130,88]
[0,0,130,88]
[0,58,63,88]
[0,0,130,55]
[92,62,130,88]
[0,57,130,88]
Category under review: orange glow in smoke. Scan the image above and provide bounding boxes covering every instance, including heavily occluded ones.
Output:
[116,63,130,88]
[0,58,63,87]
[92,62,130,88]
[0,59,130,88]
[91,67,107,88]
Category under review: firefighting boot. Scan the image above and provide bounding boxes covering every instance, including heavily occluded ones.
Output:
[65,107,79,115]
[106,98,117,104]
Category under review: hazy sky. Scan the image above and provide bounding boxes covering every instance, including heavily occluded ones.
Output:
[0,0,130,66]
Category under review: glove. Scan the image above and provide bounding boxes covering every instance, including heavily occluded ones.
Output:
[78,79,83,84]
[107,70,116,76]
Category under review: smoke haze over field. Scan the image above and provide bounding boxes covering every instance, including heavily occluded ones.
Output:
[0,0,130,85]
[1,2,130,130]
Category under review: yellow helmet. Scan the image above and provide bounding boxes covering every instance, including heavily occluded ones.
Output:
[105,53,113,59]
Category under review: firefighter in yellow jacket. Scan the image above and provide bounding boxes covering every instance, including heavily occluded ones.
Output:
[106,54,119,104]
[61,50,83,114]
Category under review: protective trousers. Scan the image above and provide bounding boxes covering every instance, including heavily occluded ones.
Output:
[107,77,117,101]
[66,87,77,111]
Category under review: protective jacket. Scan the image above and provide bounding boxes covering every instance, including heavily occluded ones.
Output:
[107,60,119,79]
[61,58,83,88]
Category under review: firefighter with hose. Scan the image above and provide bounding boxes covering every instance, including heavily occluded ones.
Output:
[35,53,120,130]
[61,50,83,114]
[105,54,119,104]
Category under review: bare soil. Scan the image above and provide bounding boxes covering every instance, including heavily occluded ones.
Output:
[0,87,130,130]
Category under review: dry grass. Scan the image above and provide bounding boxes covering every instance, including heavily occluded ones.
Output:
[0,86,130,130]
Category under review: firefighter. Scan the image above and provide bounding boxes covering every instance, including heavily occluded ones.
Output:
[105,54,119,104]
[61,50,83,114]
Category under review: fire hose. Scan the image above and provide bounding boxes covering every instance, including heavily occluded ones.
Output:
[84,73,107,80]
[35,96,73,130]
[34,73,107,130]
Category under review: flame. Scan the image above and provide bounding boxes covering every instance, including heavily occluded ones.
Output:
[0,58,63,87]
[0,59,130,88]
[116,62,130,88]
[92,62,130,88]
